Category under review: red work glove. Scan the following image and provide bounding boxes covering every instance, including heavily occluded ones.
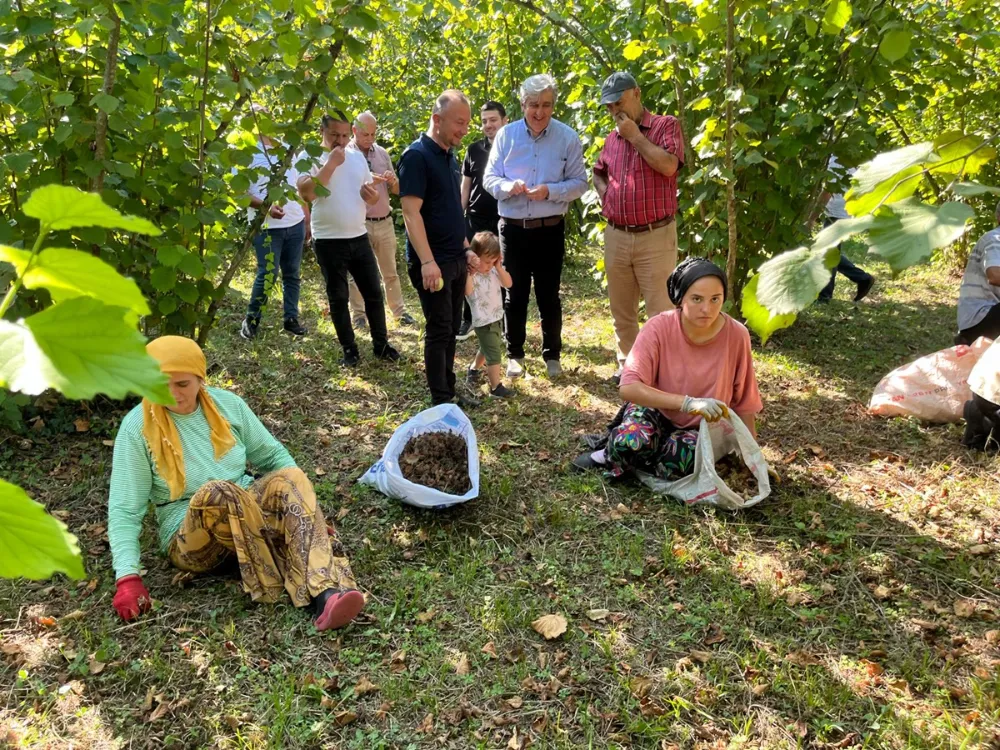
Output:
[113,575,152,621]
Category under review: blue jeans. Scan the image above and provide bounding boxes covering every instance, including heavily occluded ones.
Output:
[818,252,872,300]
[246,220,305,321]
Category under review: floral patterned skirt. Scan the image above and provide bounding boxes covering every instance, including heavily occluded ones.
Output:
[605,403,698,480]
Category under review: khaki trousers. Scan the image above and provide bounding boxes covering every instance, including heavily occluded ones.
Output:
[349,218,406,320]
[604,221,678,366]
[167,468,355,607]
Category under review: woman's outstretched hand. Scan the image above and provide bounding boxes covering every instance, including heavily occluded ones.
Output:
[113,575,152,621]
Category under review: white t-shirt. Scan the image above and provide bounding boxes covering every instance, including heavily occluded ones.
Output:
[969,337,1000,404]
[466,267,504,328]
[309,147,373,240]
[246,141,305,230]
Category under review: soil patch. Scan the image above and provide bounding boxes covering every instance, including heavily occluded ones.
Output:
[400,431,471,495]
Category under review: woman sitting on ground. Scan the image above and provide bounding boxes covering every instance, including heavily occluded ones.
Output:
[573,258,762,478]
[108,336,364,630]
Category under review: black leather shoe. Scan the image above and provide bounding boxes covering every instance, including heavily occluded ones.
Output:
[854,277,874,302]
[374,344,400,361]
[341,348,361,367]
[283,317,308,336]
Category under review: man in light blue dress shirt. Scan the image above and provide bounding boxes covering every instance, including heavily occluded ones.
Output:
[483,74,588,379]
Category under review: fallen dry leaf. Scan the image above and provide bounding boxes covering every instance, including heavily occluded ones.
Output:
[415,712,434,733]
[481,641,498,658]
[704,623,727,645]
[314,467,326,476]
[336,507,350,521]
[630,676,653,698]
[375,701,393,721]
[968,544,991,556]
[320,695,337,709]
[507,727,525,750]
[873,585,892,600]
[985,630,1000,645]
[390,649,407,673]
[60,609,86,622]
[751,682,770,696]
[689,650,713,664]
[954,599,977,618]
[912,618,939,632]
[586,609,610,622]
[354,676,379,695]
[785,590,811,607]
[87,655,105,675]
[34,616,57,629]
[808,445,826,458]
[862,660,884,677]
[504,696,523,709]
[148,700,170,723]
[785,650,822,667]
[416,608,436,624]
[333,710,357,727]
[532,614,568,640]
[74,418,90,432]
[453,652,471,676]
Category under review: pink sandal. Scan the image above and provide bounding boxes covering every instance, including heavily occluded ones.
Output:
[314,589,365,631]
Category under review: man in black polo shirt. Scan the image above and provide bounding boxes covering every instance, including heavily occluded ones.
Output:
[457,100,508,340]
[399,89,481,406]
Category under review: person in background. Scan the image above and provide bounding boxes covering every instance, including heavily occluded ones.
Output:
[483,73,588,380]
[955,200,1000,345]
[458,100,508,341]
[572,258,762,479]
[464,231,514,398]
[108,336,364,631]
[593,72,685,383]
[398,90,482,406]
[347,111,417,330]
[816,155,874,304]
[963,336,1000,450]
[239,107,309,341]
[297,111,400,367]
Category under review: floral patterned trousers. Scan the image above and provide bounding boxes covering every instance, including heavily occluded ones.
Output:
[605,403,698,480]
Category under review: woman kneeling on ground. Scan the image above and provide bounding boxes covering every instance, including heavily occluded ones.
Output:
[108,336,364,630]
[573,258,762,477]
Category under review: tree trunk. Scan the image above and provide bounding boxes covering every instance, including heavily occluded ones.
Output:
[91,3,121,193]
[723,0,739,301]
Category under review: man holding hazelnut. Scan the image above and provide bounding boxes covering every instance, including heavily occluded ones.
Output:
[399,90,481,407]
[593,72,685,383]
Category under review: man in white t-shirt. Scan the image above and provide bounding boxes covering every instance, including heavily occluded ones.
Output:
[300,112,400,366]
[240,133,309,341]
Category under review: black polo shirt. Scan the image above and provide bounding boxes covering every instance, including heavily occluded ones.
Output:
[462,137,499,220]
[398,133,466,263]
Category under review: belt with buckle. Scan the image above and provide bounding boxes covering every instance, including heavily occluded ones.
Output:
[502,216,564,229]
[367,214,392,222]
[607,215,675,234]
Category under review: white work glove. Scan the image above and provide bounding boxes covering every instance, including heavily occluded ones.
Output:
[681,396,730,422]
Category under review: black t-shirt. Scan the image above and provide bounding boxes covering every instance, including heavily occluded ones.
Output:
[398,133,466,263]
[462,137,498,219]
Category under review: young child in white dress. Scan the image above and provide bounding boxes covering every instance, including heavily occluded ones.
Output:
[465,231,514,398]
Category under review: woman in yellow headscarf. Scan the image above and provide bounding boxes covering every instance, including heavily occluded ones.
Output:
[107,336,363,631]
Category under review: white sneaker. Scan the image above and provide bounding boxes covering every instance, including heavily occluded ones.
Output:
[506,358,524,378]
[545,359,562,378]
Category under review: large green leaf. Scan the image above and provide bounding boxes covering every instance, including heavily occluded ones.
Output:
[811,214,899,252]
[0,479,85,580]
[929,132,997,181]
[845,142,936,216]
[951,181,1000,197]
[878,30,911,62]
[741,275,798,345]
[0,245,150,315]
[867,199,975,275]
[0,297,172,402]
[752,245,840,316]
[821,0,851,34]
[23,185,161,235]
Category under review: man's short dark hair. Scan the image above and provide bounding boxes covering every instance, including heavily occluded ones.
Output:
[481,100,506,119]
[320,110,350,129]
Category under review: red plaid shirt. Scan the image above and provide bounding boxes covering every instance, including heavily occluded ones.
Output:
[594,110,684,226]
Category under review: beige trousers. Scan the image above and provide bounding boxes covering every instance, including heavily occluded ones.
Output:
[349,218,406,320]
[604,221,678,366]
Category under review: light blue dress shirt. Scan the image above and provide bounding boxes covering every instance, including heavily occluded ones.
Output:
[482,118,588,220]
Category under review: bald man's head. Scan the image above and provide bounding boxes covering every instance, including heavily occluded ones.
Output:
[429,90,471,149]
[353,110,378,151]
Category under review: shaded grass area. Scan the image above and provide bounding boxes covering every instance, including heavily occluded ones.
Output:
[2,244,999,749]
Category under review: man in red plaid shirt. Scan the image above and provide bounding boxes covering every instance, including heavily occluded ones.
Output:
[594,72,684,381]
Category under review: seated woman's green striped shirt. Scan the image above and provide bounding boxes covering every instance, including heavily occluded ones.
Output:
[107,387,296,580]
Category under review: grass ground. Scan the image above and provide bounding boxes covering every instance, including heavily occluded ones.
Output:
[2,240,999,749]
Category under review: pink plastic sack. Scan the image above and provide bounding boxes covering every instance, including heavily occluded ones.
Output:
[868,337,993,423]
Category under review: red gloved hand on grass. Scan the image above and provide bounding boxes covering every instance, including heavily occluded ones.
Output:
[113,575,151,621]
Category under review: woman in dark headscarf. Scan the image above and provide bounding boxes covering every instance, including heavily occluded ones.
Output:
[573,258,762,478]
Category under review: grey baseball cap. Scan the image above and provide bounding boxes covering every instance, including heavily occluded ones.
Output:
[600,71,638,105]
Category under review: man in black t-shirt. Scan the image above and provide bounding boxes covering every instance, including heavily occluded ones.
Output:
[457,101,508,339]
[399,90,482,406]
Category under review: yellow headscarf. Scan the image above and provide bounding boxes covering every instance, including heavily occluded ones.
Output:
[143,336,236,500]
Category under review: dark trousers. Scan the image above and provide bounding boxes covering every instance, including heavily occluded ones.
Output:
[247,221,305,322]
[313,235,388,354]
[818,252,873,300]
[500,218,565,361]
[408,257,468,404]
[963,393,1000,450]
[463,212,501,325]
[956,304,1000,345]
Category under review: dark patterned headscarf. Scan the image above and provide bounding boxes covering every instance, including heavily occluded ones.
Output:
[667,257,728,306]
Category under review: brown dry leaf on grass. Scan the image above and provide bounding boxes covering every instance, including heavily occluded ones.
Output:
[785,650,822,667]
[704,623,727,645]
[453,652,471,675]
[416,608,436,624]
[954,599,977,618]
[354,676,379,695]
[415,713,434,733]
[481,641,498,658]
[87,655,105,675]
[333,711,357,726]
[586,609,610,622]
[532,614,568,640]
[504,696,523,709]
